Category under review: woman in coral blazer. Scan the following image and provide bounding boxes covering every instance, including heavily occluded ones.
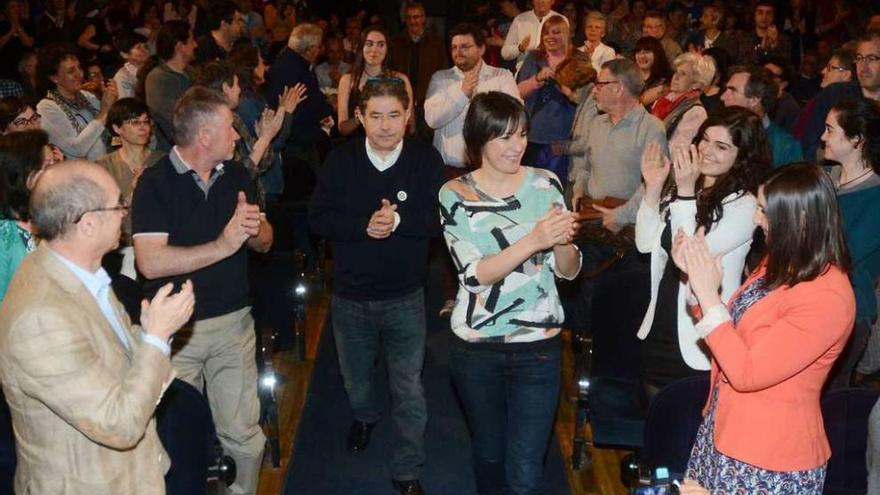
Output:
[674,163,855,494]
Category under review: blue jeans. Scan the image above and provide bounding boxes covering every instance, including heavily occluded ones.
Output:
[449,343,562,495]
[331,289,427,480]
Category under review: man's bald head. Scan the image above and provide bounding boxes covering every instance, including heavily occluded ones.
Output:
[30,160,113,241]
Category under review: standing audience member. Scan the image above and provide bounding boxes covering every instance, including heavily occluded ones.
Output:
[0,160,195,495]
[309,79,446,495]
[0,129,58,300]
[721,65,803,168]
[517,15,575,185]
[633,36,672,107]
[194,1,244,64]
[389,2,448,140]
[763,57,800,132]
[698,5,736,61]
[425,22,519,178]
[35,0,67,46]
[736,1,792,65]
[635,107,770,398]
[338,25,414,137]
[0,97,40,134]
[857,32,880,102]
[112,33,151,99]
[820,98,880,390]
[578,11,616,73]
[96,98,164,280]
[678,163,854,495]
[0,0,35,80]
[439,91,580,495]
[501,0,562,71]
[145,20,197,151]
[642,10,682,66]
[36,43,118,161]
[650,52,713,148]
[132,87,273,495]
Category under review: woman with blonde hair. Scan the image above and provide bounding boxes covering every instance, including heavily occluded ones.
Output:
[517,14,577,187]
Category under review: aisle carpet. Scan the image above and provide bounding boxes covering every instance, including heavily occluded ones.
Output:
[282,294,572,494]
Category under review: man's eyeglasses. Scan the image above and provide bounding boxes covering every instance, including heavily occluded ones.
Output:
[855,54,880,64]
[74,200,130,223]
[12,112,40,128]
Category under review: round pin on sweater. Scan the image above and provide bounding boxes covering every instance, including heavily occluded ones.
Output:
[397,190,408,202]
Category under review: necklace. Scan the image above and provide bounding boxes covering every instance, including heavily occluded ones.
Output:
[838,167,874,189]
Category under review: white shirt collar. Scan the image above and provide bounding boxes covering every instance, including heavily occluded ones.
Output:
[364,138,404,172]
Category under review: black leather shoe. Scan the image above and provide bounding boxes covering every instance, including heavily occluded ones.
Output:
[346,420,376,452]
[392,479,425,495]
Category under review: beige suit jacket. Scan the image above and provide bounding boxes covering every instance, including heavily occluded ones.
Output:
[0,245,173,494]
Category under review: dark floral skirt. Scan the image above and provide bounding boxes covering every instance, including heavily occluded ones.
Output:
[685,389,826,494]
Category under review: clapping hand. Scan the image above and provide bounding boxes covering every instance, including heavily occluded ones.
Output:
[461,60,482,97]
[641,142,671,206]
[681,228,723,309]
[279,83,308,114]
[531,206,579,250]
[670,143,700,197]
[367,199,397,239]
[518,34,532,53]
[256,107,285,141]
[218,191,262,254]
[141,280,195,341]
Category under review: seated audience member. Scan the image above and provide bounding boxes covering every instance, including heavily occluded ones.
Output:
[0,160,195,494]
[792,47,856,150]
[96,98,164,280]
[337,25,414,137]
[578,11,616,72]
[763,56,800,132]
[677,163,855,494]
[697,5,736,60]
[75,7,127,76]
[314,36,351,94]
[309,79,446,495]
[145,20,197,151]
[0,129,60,300]
[789,50,823,106]
[642,10,682,65]
[112,32,151,99]
[0,0,35,80]
[633,36,672,107]
[735,1,791,66]
[15,50,39,106]
[424,22,520,178]
[650,52,713,148]
[0,97,40,134]
[439,91,581,494]
[721,65,803,168]
[635,107,771,398]
[36,43,118,161]
[821,97,880,390]
[517,14,576,186]
[699,47,729,114]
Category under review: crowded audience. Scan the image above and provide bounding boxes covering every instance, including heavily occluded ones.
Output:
[0,1,878,495]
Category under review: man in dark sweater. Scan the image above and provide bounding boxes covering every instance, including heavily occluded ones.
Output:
[309,79,445,495]
[194,1,244,64]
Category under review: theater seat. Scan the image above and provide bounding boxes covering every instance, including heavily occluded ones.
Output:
[641,375,710,475]
[156,379,214,495]
[0,391,14,494]
[822,387,880,495]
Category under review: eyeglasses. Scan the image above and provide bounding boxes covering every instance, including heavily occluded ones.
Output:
[74,199,130,223]
[854,54,880,64]
[124,117,152,127]
[12,112,40,128]
[824,64,849,72]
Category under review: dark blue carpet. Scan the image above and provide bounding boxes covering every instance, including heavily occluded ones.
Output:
[282,300,572,495]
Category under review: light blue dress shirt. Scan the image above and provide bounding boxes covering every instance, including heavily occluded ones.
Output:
[50,250,170,356]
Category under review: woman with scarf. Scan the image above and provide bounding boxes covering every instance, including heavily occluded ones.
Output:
[650,53,714,148]
[35,43,117,161]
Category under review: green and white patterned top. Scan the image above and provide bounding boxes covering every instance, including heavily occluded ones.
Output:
[439,167,580,344]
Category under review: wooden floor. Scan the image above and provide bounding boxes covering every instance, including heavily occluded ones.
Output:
[255,293,629,495]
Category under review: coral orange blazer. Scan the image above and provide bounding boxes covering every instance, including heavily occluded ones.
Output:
[701,264,855,472]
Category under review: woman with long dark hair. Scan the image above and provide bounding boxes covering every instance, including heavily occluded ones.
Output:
[677,163,855,494]
[336,25,414,136]
[636,106,771,397]
[633,35,671,107]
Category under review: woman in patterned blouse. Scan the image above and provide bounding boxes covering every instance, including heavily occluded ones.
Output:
[439,91,581,494]
[674,163,855,495]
